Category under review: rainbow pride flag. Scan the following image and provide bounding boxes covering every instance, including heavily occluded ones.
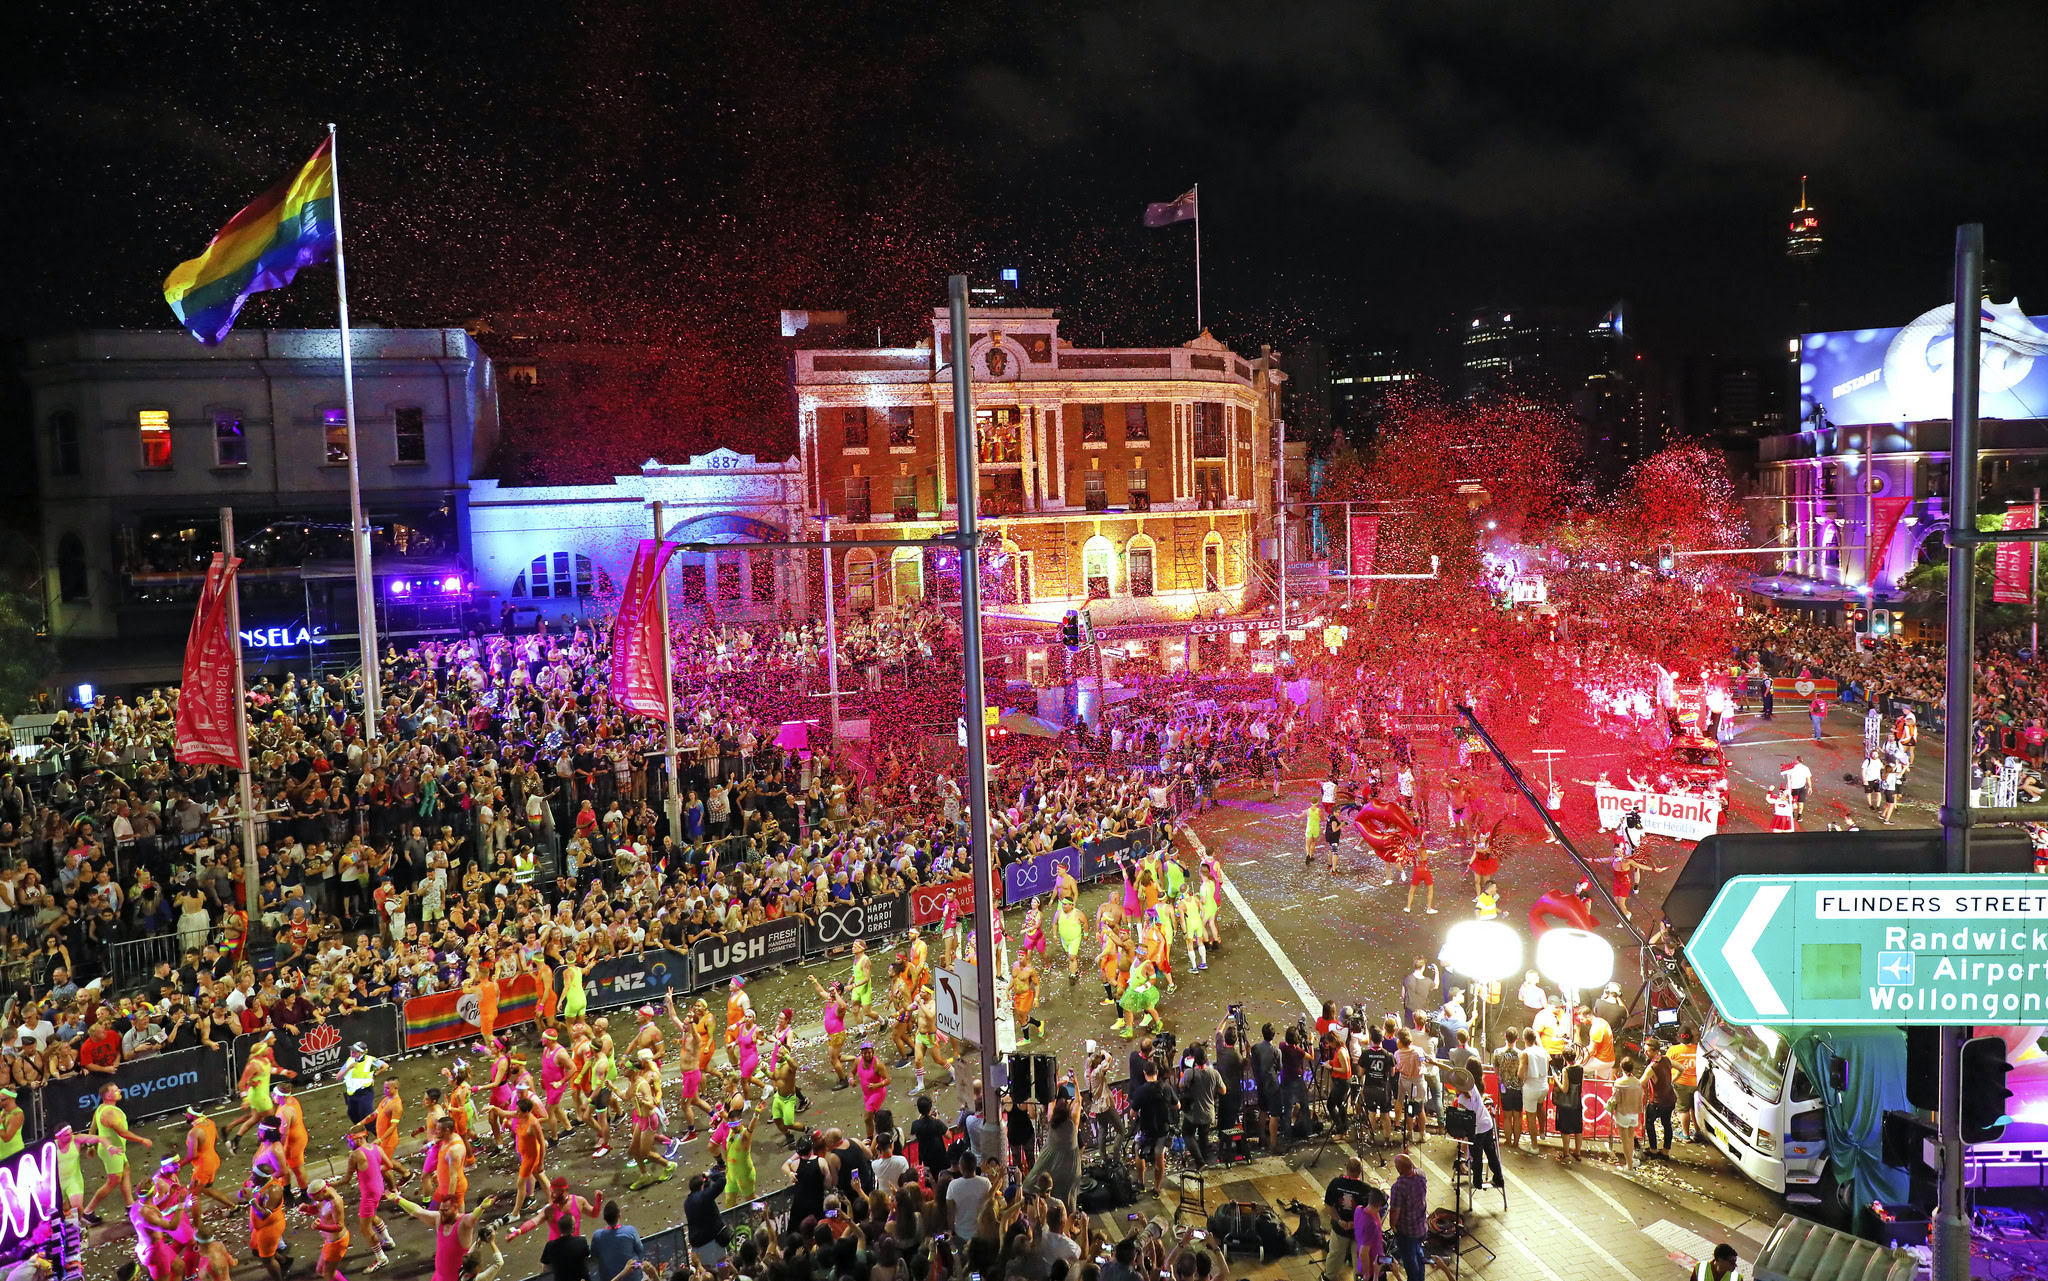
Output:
[163,136,337,345]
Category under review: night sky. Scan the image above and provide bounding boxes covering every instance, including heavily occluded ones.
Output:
[12,1,2048,457]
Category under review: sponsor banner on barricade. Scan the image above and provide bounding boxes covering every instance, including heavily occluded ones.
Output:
[691,920,803,988]
[39,1045,229,1140]
[909,878,973,928]
[403,973,540,1051]
[800,896,909,954]
[581,948,689,1014]
[1594,785,1722,842]
[232,1005,402,1082]
[1003,848,1086,907]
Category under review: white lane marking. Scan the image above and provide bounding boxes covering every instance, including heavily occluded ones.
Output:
[1282,903,1302,912]
[1570,1167,1636,1224]
[1409,1149,1565,1281]
[1499,1163,1649,1281]
[1217,872,1321,1015]
[1319,894,1339,902]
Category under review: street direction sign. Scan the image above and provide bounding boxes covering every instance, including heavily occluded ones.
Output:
[1687,874,2048,1026]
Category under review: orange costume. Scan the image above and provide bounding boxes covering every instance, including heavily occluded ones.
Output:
[533,963,557,1021]
[515,1112,546,1183]
[316,1196,350,1269]
[725,992,747,1046]
[435,1134,469,1210]
[278,1095,309,1180]
[448,1083,473,1141]
[375,1091,403,1160]
[249,1177,286,1259]
[188,1115,221,1187]
[693,1011,716,1070]
[476,975,500,1042]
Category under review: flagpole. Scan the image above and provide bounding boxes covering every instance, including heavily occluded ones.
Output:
[326,123,382,742]
[218,508,260,931]
[1192,182,1203,333]
[651,503,682,843]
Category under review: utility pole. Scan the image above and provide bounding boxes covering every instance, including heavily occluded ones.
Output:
[651,502,682,844]
[819,501,843,740]
[1935,221,1984,1281]
[947,275,1004,1162]
[219,507,261,923]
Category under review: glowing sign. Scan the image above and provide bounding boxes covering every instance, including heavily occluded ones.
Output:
[1802,299,2048,426]
[239,625,327,649]
[0,1142,59,1246]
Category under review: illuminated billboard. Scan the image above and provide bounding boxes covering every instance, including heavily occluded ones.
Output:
[1800,299,2048,427]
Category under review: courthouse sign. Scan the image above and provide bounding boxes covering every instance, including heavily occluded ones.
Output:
[1689,874,2048,1026]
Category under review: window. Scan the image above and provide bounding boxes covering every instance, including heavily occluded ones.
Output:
[1128,469,1150,511]
[48,412,79,477]
[213,412,247,467]
[1193,402,1226,458]
[1083,536,1114,599]
[890,547,923,602]
[1083,470,1108,513]
[716,558,743,602]
[1123,404,1149,443]
[680,561,707,603]
[888,408,915,447]
[976,408,1022,463]
[1925,460,1949,498]
[510,571,527,596]
[1080,404,1107,444]
[843,476,872,523]
[845,549,877,610]
[504,364,539,387]
[323,408,350,464]
[840,407,870,451]
[1127,541,1155,597]
[979,471,1024,517]
[893,476,919,521]
[394,407,426,464]
[1197,464,1226,509]
[1203,538,1223,593]
[57,533,87,602]
[526,552,595,599]
[750,555,775,603]
[138,409,172,470]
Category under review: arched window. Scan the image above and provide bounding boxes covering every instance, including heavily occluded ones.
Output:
[890,547,924,603]
[1082,535,1115,600]
[1125,534,1156,598]
[510,571,527,597]
[525,551,597,599]
[1202,531,1225,593]
[57,533,87,602]
[844,549,877,610]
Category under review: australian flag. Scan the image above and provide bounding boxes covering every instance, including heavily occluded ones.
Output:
[1143,188,1198,227]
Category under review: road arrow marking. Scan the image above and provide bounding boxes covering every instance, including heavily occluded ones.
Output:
[1724,884,1789,1017]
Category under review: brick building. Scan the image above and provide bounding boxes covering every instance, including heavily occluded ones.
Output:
[794,307,1277,660]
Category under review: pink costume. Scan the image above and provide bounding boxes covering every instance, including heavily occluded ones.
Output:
[356,1141,388,1219]
[490,1054,516,1111]
[542,1049,568,1109]
[822,1000,846,1036]
[132,1200,181,1280]
[434,1213,466,1281]
[1020,905,1048,956]
[544,1197,583,1240]
[767,1024,794,1074]
[857,1057,888,1114]
[737,1023,761,1079]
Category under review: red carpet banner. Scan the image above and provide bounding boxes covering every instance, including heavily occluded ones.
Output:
[174,553,246,768]
[609,538,682,717]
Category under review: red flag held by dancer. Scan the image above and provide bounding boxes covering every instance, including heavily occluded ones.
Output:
[174,553,246,768]
[609,538,683,717]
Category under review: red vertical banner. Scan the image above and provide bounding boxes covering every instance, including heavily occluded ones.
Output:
[1993,504,2037,603]
[1866,497,1911,582]
[1348,514,1380,579]
[174,554,246,768]
[609,539,682,717]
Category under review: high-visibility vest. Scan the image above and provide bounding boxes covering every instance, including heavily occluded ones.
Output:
[1692,1263,1741,1281]
[514,851,536,884]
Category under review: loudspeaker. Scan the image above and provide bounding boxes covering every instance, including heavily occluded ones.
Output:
[1009,1052,1035,1102]
[1033,1053,1058,1103]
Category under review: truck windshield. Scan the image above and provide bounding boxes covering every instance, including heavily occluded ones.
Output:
[1702,1020,1789,1100]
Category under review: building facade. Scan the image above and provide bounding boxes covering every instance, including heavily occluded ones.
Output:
[793,308,1277,638]
[467,451,808,627]
[22,328,497,684]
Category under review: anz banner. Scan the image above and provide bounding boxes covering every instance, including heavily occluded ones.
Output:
[582,948,689,1013]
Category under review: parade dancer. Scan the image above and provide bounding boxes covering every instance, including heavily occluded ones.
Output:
[229,1036,293,1151]
[374,1081,404,1166]
[85,1082,151,1216]
[503,1178,598,1242]
[627,1006,664,1070]
[624,1053,675,1189]
[131,1185,193,1281]
[854,1041,891,1145]
[431,1114,469,1212]
[765,1007,809,1113]
[724,978,753,1074]
[54,1125,104,1228]
[1011,952,1043,1047]
[688,999,721,1097]
[1178,884,1206,973]
[1467,823,1501,901]
[766,1045,802,1148]
[149,1159,201,1281]
[382,1191,496,1281]
[181,1107,233,1210]
[721,1100,761,1210]
[243,1163,291,1281]
[302,1181,353,1281]
[345,1131,397,1270]
[480,1097,548,1221]
[661,993,707,1141]
[1403,843,1437,915]
[804,977,853,1089]
[911,990,953,1093]
[846,940,876,1026]
[1019,898,1048,963]
[538,1030,571,1142]
[581,1033,617,1158]
[1116,956,1162,1039]
[1054,897,1086,984]
[732,1010,763,1101]
[196,1226,237,1281]
[275,1082,312,1201]
[483,1041,515,1147]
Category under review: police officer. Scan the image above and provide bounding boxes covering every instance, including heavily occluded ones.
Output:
[340,1043,387,1126]
[1693,1243,1742,1279]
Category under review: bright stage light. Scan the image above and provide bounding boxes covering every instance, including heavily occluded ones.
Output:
[1536,927,1614,993]
[1440,919,1523,982]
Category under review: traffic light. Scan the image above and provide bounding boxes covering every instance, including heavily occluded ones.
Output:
[1870,608,1893,638]
[1060,610,1081,649]
[1961,1035,2015,1143]
[1655,543,1675,576]
[1850,607,1870,634]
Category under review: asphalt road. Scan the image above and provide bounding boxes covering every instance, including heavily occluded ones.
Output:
[89,703,1882,1281]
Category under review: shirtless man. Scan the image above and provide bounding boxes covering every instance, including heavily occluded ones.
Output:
[766,1049,802,1148]
[303,1180,353,1281]
[195,1226,238,1281]
[625,1054,675,1190]
[911,990,954,1094]
[662,993,709,1139]
[626,1007,664,1071]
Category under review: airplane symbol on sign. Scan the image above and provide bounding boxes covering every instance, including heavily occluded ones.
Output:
[1878,952,1914,986]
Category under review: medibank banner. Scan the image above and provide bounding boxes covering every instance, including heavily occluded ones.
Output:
[1595,785,1722,843]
